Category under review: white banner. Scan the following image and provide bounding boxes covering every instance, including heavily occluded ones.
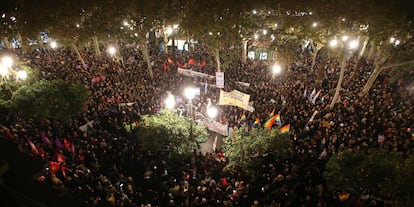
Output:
[216,72,224,88]
[219,90,250,110]
[202,120,229,136]
[235,81,250,87]
[178,67,215,79]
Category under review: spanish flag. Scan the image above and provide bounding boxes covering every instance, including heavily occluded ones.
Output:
[280,124,290,134]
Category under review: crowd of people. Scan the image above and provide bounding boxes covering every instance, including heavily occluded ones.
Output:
[0,41,413,207]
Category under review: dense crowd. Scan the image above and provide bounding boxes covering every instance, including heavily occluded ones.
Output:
[0,42,413,207]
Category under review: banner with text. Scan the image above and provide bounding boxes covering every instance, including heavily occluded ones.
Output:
[216,72,224,88]
[178,67,215,79]
[219,90,251,110]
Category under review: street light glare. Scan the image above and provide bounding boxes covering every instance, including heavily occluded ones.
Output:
[165,27,173,36]
[329,39,338,48]
[184,87,195,100]
[272,64,282,74]
[262,30,267,35]
[349,40,359,50]
[341,35,349,42]
[0,64,8,77]
[254,34,259,40]
[390,37,395,43]
[50,41,58,49]
[1,56,13,68]
[312,22,318,27]
[17,70,27,80]
[108,46,116,55]
[207,107,218,119]
[165,94,175,109]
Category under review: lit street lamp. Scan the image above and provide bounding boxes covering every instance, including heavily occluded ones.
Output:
[184,87,197,158]
[165,93,175,110]
[50,41,58,49]
[207,106,218,119]
[108,46,116,56]
[1,56,13,68]
[272,63,282,75]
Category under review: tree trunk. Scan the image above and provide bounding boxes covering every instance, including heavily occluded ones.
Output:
[310,44,323,72]
[139,39,154,79]
[215,48,221,72]
[366,43,376,60]
[349,37,370,81]
[92,35,101,57]
[71,43,86,66]
[3,37,11,49]
[242,39,248,63]
[329,54,347,109]
[163,34,168,55]
[361,60,414,95]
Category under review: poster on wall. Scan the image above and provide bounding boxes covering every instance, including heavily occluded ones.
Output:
[216,72,224,88]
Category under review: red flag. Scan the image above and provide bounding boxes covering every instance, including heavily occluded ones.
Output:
[64,138,71,150]
[49,161,60,174]
[212,136,218,152]
[57,153,66,163]
[38,147,46,159]
[163,62,170,71]
[27,139,39,155]
[167,57,175,65]
[200,60,206,68]
[188,58,197,65]
[61,165,68,178]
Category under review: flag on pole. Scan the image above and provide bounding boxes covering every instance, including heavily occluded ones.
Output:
[280,124,290,134]
[238,113,247,126]
[265,115,278,129]
[252,118,260,128]
[27,139,39,155]
[56,153,66,163]
[312,90,321,104]
[268,109,275,118]
[49,161,60,174]
[303,88,307,98]
[274,114,281,126]
[309,88,316,102]
[64,138,72,151]
[212,136,218,152]
[204,80,208,94]
[40,131,53,146]
[55,137,64,149]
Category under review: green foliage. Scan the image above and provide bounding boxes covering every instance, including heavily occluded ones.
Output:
[324,148,414,205]
[222,126,292,174]
[135,109,208,159]
[11,79,89,121]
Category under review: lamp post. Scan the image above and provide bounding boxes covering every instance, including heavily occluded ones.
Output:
[184,87,196,159]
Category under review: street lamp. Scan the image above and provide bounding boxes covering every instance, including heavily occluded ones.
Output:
[1,56,13,68]
[207,106,218,119]
[272,63,282,75]
[165,93,175,110]
[108,46,116,56]
[50,41,58,49]
[184,87,196,157]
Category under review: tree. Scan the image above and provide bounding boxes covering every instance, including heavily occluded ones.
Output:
[135,109,208,159]
[11,79,89,121]
[222,126,292,174]
[324,148,414,205]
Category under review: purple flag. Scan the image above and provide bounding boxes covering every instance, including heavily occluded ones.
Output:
[55,137,64,149]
